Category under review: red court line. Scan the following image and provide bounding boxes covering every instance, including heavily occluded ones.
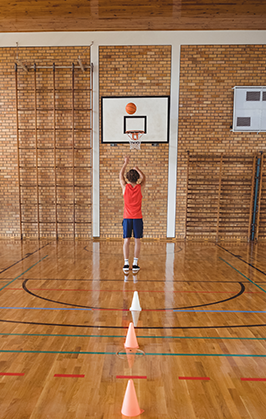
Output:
[116,375,147,379]
[0,372,24,376]
[179,376,210,381]
[7,287,260,294]
[54,374,85,378]
[241,378,266,381]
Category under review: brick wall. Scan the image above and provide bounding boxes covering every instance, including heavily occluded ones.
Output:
[177,45,266,239]
[99,46,171,238]
[2,43,266,240]
[0,46,91,239]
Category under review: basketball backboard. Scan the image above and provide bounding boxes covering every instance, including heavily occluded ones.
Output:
[101,95,170,144]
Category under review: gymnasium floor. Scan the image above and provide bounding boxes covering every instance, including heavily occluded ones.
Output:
[0,239,266,419]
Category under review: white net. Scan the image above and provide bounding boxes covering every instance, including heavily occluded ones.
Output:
[126,131,144,150]
[129,140,141,150]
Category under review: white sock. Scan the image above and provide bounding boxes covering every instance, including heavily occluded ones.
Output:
[133,257,138,266]
[124,259,129,266]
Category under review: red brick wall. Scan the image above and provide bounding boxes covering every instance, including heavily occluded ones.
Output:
[177,45,266,239]
[99,45,171,238]
[1,44,266,240]
[0,48,18,238]
[0,46,91,239]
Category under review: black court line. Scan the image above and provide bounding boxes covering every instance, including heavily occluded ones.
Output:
[21,279,245,312]
[0,242,51,275]
[0,277,259,330]
[0,318,266,330]
[216,243,266,277]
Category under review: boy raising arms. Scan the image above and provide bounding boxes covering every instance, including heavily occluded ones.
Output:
[119,156,146,273]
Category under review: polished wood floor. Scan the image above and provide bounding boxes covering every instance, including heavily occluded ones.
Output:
[0,239,266,418]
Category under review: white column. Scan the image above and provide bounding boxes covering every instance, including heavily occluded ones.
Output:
[167,43,180,238]
[91,43,100,237]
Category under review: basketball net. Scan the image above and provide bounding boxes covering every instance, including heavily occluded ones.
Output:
[126,131,144,150]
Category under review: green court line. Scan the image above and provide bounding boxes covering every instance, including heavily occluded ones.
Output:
[0,333,266,341]
[0,349,265,357]
[145,353,266,357]
[219,257,266,294]
[0,256,48,292]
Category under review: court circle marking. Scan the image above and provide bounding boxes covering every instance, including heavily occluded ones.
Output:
[116,348,145,362]
[21,278,245,312]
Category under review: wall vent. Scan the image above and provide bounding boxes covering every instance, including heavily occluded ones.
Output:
[237,117,251,127]
[246,91,260,101]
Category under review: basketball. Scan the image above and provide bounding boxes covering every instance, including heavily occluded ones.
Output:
[125,102,137,115]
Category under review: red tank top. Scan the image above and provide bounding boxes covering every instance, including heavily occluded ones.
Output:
[123,184,142,219]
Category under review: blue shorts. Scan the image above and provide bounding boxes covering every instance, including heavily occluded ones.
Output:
[123,219,143,239]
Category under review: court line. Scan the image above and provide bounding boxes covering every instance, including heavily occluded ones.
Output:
[4,287,265,295]
[219,257,266,294]
[133,353,266,357]
[241,378,266,381]
[217,244,266,277]
[0,349,266,357]
[116,375,147,379]
[18,277,266,283]
[0,243,50,275]
[0,370,264,380]
[22,278,245,312]
[0,256,48,293]
[1,318,266,330]
[54,374,85,378]
[0,307,92,311]
[179,376,210,380]
[173,310,266,313]
[5,287,249,294]
[0,332,266,341]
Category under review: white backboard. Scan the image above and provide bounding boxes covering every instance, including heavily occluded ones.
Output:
[101,96,170,143]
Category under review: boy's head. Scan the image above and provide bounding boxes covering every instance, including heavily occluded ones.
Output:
[126,169,140,184]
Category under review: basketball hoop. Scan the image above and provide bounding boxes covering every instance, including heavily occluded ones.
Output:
[126,130,144,150]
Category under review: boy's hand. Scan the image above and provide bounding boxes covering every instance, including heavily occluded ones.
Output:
[124,155,130,165]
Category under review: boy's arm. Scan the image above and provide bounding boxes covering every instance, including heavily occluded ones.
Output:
[119,156,129,193]
[134,166,146,189]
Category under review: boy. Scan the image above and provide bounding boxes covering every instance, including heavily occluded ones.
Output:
[119,155,146,273]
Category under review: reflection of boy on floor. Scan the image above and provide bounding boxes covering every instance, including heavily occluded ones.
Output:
[120,156,146,273]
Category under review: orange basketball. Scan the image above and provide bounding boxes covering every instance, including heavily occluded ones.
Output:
[125,102,137,115]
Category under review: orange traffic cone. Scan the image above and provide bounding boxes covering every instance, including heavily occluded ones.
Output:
[121,379,144,417]
[126,348,136,369]
[124,322,139,349]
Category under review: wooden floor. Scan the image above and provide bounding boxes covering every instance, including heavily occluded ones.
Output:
[0,239,266,418]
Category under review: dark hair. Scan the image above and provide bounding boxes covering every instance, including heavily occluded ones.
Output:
[126,169,140,184]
